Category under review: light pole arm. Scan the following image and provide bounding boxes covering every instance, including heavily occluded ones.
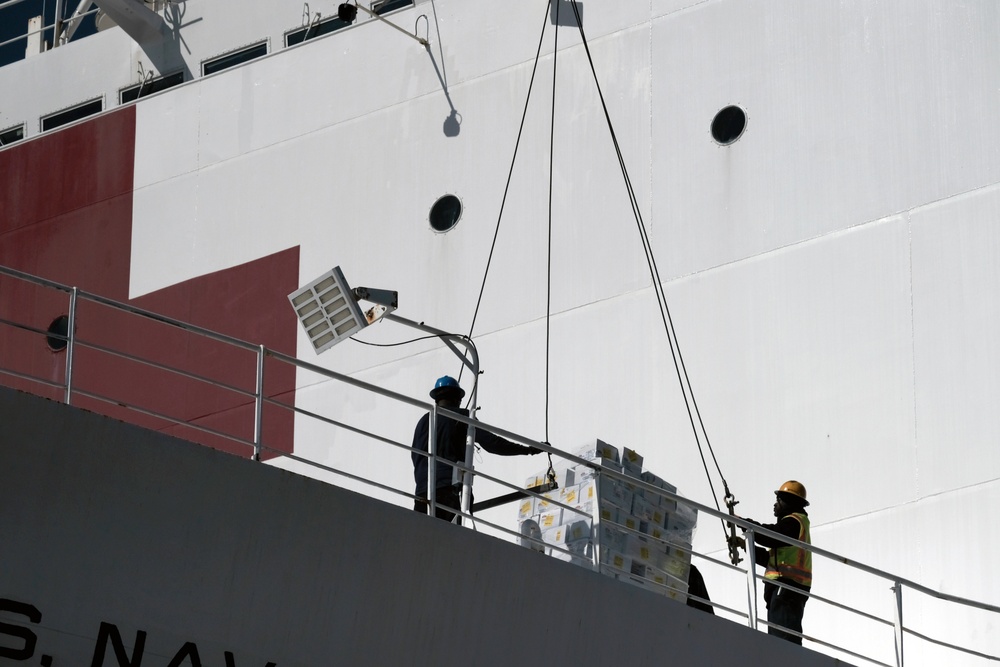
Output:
[382,313,477,375]
[350,2,428,46]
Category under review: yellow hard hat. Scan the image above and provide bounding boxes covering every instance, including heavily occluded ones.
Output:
[775,480,809,506]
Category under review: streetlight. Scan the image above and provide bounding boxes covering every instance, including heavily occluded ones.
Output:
[288,266,482,518]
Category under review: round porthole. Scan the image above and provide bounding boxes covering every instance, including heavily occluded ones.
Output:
[711,105,747,145]
[429,194,463,233]
[46,315,69,352]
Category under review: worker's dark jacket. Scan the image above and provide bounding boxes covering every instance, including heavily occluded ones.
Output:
[411,408,526,496]
[746,512,811,605]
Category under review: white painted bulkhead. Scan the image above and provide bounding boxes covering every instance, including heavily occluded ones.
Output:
[3,0,999,664]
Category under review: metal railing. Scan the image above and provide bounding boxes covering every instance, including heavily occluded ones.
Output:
[0,263,997,667]
[0,0,100,53]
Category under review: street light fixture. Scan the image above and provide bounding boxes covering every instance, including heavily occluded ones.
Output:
[288,266,487,519]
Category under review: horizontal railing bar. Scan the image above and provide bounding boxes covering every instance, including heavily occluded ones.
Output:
[79,294,262,352]
[787,626,892,667]
[0,266,262,354]
[260,395,411,452]
[0,316,52,338]
[744,568,892,628]
[697,599,749,620]
[0,28,42,50]
[803,587,893,628]
[903,624,1000,662]
[257,444,414,503]
[72,386,256,452]
[75,337,256,399]
[0,0,33,11]
[0,366,64,391]
[690,549,746,576]
[0,6,101,50]
[265,348,432,412]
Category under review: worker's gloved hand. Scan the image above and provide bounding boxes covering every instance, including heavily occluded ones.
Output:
[525,446,544,455]
[728,535,747,551]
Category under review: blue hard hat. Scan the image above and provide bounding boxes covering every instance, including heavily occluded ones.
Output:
[430,375,465,400]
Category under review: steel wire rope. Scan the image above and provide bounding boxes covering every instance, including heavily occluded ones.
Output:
[462,0,559,476]
[564,0,734,539]
[544,0,560,445]
[464,0,552,344]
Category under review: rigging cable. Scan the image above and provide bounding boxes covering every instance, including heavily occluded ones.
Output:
[564,0,735,547]
[463,0,559,477]
[465,0,552,344]
[545,0,560,445]
[459,0,736,538]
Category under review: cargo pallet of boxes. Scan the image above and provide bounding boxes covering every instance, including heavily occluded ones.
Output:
[518,440,697,603]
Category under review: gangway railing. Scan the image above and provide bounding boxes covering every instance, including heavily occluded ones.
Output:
[0,264,998,667]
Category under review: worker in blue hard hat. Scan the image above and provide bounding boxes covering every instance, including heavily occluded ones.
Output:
[411,375,542,523]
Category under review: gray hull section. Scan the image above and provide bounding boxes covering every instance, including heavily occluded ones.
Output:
[0,386,845,666]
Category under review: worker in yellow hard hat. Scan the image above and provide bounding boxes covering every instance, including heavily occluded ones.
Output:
[735,480,812,645]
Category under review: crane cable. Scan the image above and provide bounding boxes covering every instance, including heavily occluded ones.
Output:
[465,0,559,481]
[544,0,560,447]
[464,0,737,554]
[562,0,739,559]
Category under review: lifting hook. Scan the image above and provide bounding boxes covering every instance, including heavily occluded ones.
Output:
[725,489,744,566]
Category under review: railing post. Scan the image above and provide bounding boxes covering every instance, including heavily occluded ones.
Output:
[893,581,904,667]
[745,528,759,630]
[251,344,265,461]
[53,0,64,45]
[590,468,602,572]
[63,287,78,405]
[427,404,438,518]
[427,402,437,517]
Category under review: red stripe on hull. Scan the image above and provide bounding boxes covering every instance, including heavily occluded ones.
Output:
[0,109,298,459]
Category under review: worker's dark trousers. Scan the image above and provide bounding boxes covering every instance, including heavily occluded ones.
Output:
[767,585,808,645]
[414,486,463,524]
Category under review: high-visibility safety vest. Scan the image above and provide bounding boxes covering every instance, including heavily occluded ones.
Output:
[764,512,812,587]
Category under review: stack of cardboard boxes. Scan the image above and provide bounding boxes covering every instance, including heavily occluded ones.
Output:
[518,440,697,602]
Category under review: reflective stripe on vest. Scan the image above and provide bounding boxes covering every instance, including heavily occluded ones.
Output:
[764,513,812,587]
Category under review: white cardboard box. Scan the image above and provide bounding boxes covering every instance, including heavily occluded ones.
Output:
[619,513,642,534]
[559,483,581,507]
[622,447,644,470]
[575,439,620,463]
[575,498,619,524]
[517,496,536,521]
[631,494,658,522]
[600,549,632,575]
[538,509,564,530]
[597,523,627,552]
[542,523,568,546]
[572,455,623,484]
[525,470,547,489]
[534,490,560,515]
[578,478,632,512]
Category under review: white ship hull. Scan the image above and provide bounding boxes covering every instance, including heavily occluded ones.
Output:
[1,1,998,664]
